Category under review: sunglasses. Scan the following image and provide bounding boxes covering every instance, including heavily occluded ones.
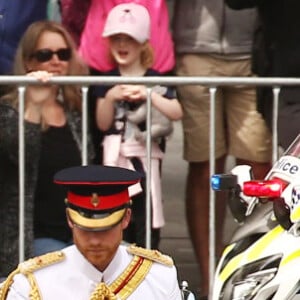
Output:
[31,48,72,62]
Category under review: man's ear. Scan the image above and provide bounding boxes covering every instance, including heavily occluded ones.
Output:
[121,208,132,230]
[66,209,74,229]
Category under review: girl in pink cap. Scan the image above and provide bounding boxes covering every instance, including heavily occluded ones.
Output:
[95,3,182,249]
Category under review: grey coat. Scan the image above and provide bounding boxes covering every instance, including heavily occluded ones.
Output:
[0,101,94,277]
[172,0,258,55]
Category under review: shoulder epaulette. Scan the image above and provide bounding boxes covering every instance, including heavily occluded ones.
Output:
[127,245,174,267]
[18,251,65,275]
[0,251,65,300]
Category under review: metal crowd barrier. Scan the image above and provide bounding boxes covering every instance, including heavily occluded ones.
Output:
[1,75,300,289]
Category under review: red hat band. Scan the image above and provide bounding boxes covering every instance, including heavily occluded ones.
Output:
[67,189,130,210]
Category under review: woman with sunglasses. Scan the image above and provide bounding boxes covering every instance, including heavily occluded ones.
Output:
[0,20,93,279]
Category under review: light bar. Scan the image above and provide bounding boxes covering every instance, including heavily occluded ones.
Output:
[243,180,283,198]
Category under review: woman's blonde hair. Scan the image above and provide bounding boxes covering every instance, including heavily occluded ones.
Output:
[5,20,88,110]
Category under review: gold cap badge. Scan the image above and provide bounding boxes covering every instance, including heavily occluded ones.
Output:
[91,193,100,207]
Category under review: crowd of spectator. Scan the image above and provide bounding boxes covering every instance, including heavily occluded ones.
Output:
[2,1,297,299]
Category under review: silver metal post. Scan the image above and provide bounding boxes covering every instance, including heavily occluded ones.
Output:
[18,86,26,262]
[81,86,89,166]
[145,87,152,249]
[209,87,217,296]
[272,87,280,164]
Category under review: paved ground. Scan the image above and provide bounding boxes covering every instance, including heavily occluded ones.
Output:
[159,121,238,300]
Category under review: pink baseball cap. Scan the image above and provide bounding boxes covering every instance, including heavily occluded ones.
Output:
[102,3,150,44]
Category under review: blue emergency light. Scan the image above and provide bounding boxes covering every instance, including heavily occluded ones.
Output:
[211,174,238,191]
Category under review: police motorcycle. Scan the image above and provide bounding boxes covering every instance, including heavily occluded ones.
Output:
[211,134,300,299]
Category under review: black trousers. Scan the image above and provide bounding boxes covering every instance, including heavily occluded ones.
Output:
[123,157,161,250]
[123,190,161,250]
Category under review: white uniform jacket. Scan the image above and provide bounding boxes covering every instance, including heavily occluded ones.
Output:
[4,245,182,299]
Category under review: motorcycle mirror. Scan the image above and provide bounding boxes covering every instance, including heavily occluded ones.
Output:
[231,165,253,182]
[230,165,258,216]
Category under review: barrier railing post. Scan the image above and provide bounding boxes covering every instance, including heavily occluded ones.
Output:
[145,87,153,249]
[81,86,89,166]
[209,87,217,295]
[272,87,280,164]
[18,86,26,263]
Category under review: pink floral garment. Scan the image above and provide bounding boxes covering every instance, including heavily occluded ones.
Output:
[78,0,175,73]
[60,0,91,46]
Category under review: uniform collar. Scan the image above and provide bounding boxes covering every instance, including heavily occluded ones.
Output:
[68,244,130,284]
[69,245,104,282]
[102,245,128,284]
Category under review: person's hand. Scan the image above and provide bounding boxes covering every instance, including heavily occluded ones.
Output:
[105,84,127,102]
[120,85,147,102]
[106,85,147,103]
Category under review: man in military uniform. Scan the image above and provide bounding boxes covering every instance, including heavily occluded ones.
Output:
[0,165,182,299]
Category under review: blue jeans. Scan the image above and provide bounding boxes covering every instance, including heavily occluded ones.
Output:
[34,238,73,256]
